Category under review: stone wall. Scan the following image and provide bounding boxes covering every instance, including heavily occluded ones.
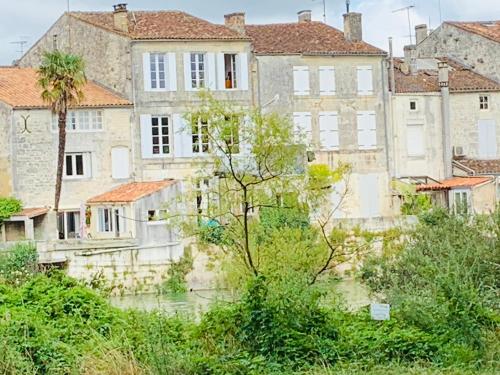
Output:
[0,102,13,196]
[472,182,497,214]
[417,23,500,82]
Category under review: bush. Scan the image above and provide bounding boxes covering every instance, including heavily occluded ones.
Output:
[0,243,38,285]
[0,197,22,222]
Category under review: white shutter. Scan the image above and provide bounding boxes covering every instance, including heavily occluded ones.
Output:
[407,124,424,156]
[293,66,310,96]
[183,53,193,91]
[319,66,336,95]
[167,52,177,91]
[293,112,312,144]
[357,111,377,150]
[238,52,249,91]
[357,66,373,95]
[478,119,497,158]
[111,147,130,179]
[319,112,339,150]
[216,53,225,90]
[143,53,152,91]
[173,114,193,158]
[140,114,153,158]
[207,53,217,90]
[359,174,380,218]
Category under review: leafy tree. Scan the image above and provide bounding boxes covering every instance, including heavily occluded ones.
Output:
[0,197,22,223]
[38,51,86,212]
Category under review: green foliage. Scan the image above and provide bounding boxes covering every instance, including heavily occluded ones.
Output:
[392,180,433,215]
[0,243,38,285]
[160,248,194,294]
[0,196,22,222]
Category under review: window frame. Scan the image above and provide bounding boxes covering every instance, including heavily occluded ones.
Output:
[479,95,489,110]
[57,211,81,240]
[98,207,113,233]
[64,153,90,180]
[190,52,206,89]
[149,52,168,90]
[409,99,418,111]
[52,110,103,133]
[224,53,238,89]
[452,189,471,214]
[192,117,210,155]
[151,115,171,156]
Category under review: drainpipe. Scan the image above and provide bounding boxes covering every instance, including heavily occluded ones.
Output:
[129,43,138,181]
[438,61,452,178]
[388,37,395,94]
[380,58,392,177]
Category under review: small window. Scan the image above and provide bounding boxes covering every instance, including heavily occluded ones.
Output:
[192,118,209,154]
[98,208,113,232]
[190,53,206,89]
[147,210,157,221]
[64,153,89,179]
[410,100,417,111]
[147,209,167,222]
[224,54,238,89]
[479,95,489,110]
[453,190,470,214]
[151,116,170,155]
[57,211,81,240]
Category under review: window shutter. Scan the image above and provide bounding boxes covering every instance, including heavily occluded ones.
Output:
[173,114,193,158]
[183,53,193,91]
[111,147,130,179]
[167,52,177,91]
[293,66,310,96]
[238,52,249,91]
[478,119,497,158]
[143,53,152,91]
[140,114,153,158]
[319,111,339,150]
[293,112,312,144]
[407,124,424,156]
[216,53,225,90]
[207,53,217,90]
[357,66,373,95]
[359,174,380,218]
[357,111,377,149]
[319,66,336,95]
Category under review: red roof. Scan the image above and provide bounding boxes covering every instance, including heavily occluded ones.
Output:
[416,176,493,192]
[447,21,500,44]
[87,180,177,204]
[70,11,247,40]
[0,67,131,109]
[11,207,50,218]
[245,22,385,55]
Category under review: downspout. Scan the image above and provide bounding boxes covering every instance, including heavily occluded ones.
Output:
[129,43,138,181]
[380,58,392,177]
[255,56,262,107]
[438,62,452,178]
[388,37,398,177]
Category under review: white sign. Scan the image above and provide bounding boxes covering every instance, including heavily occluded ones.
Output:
[370,303,390,321]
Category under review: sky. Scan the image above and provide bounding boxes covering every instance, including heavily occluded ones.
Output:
[0,0,499,65]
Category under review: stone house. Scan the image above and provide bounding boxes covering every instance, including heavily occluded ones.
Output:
[0,67,133,243]
[415,21,500,83]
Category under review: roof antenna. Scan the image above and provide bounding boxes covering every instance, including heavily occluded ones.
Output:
[10,38,28,58]
[346,0,350,13]
[393,5,415,45]
[312,0,327,23]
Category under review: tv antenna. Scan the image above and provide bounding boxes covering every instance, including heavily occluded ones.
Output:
[393,5,415,44]
[346,0,351,13]
[10,37,29,57]
[312,0,327,23]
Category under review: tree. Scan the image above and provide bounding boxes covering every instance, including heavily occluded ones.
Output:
[38,51,86,212]
[171,93,364,285]
[0,197,22,223]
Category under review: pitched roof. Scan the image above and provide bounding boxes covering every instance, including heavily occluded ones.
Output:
[0,67,131,109]
[393,58,500,93]
[416,176,493,191]
[456,159,500,175]
[244,22,386,55]
[446,21,500,44]
[87,180,177,204]
[70,11,247,40]
[11,207,50,219]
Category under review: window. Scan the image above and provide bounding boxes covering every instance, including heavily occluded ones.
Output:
[64,153,90,179]
[147,209,167,222]
[224,54,238,89]
[319,112,339,150]
[410,100,417,111]
[111,147,130,179]
[223,115,240,154]
[357,111,377,149]
[453,190,470,214]
[192,118,209,154]
[293,112,312,144]
[98,208,113,232]
[357,66,374,95]
[478,119,497,158]
[52,110,103,132]
[190,53,206,89]
[479,95,489,110]
[407,124,425,156]
[359,174,380,218]
[293,66,310,96]
[150,53,167,89]
[151,116,170,155]
[57,211,81,239]
[319,66,336,95]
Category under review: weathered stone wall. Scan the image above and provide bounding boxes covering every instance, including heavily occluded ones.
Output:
[471,182,497,214]
[0,102,13,196]
[19,15,132,99]
[417,23,500,82]
[11,107,133,209]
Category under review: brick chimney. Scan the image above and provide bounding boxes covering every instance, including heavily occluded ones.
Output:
[415,24,428,45]
[113,4,129,33]
[343,12,362,42]
[224,12,246,34]
[298,10,312,23]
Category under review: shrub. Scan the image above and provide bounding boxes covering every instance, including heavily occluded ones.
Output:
[0,243,38,285]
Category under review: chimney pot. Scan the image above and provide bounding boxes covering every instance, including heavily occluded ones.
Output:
[113,4,128,33]
[224,12,246,34]
[298,10,312,23]
[343,12,362,42]
[415,24,428,45]
[438,61,449,87]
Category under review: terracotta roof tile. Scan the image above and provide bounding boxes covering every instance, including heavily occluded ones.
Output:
[393,58,500,93]
[447,21,500,44]
[11,207,50,218]
[244,22,386,55]
[456,159,500,174]
[70,11,247,40]
[416,176,493,191]
[87,180,177,204]
[0,67,131,109]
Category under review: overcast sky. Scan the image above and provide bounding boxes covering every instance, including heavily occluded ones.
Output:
[0,0,499,65]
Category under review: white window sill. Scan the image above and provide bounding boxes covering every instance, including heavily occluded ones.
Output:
[63,176,92,181]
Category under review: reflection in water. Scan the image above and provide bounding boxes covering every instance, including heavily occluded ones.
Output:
[109,280,373,315]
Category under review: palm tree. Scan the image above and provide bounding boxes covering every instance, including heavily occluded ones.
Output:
[38,51,86,212]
